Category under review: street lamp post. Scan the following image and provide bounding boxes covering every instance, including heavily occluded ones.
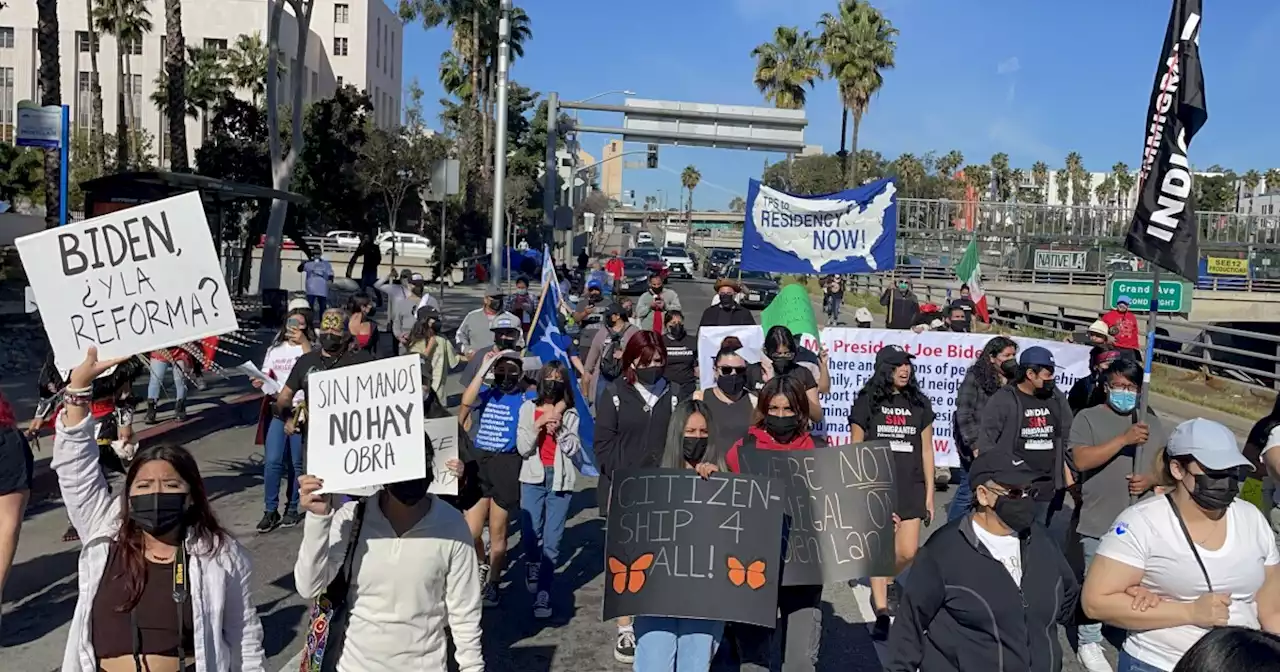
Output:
[561,89,634,264]
[490,0,513,288]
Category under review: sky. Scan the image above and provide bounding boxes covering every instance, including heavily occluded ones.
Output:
[399,0,1280,210]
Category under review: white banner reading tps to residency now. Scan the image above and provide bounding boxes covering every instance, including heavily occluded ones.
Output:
[17,192,239,371]
[696,328,1089,468]
[306,355,427,495]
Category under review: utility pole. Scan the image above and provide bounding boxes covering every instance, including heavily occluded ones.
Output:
[489,0,513,288]
[542,92,559,261]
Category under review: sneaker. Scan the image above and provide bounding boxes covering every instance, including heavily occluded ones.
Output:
[478,563,490,586]
[525,561,540,594]
[533,590,552,619]
[614,628,636,663]
[871,609,892,641]
[280,511,304,528]
[256,512,280,534]
[481,582,500,607]
[1077,642,1113,672]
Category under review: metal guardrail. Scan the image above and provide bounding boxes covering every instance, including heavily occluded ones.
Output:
[876,264,1280,293]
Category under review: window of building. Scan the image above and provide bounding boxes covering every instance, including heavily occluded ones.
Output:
[0,67,14,144]
[76,31,97,53]
[203,38,228,53]
[127,74,142,129]
[390,34,395,78]
[336,75,344,89]
[122,37,142,56]
[310,71,318,100]
[0,27,13,50]
[335,3,349,23]
[334,37,348,56]
[76,71,92,132]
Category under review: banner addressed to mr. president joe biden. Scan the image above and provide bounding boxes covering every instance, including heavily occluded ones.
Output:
[741,178,897,275]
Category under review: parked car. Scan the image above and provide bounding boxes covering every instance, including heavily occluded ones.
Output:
[729,266,780,309]
[324,230,361,249]
[615,258,652,295]
[660,246,695,279]
[704,248,737,279]
[376,231,435,259]
[636,231,654,245]
[627,247,667,276]
[257,234,299,249]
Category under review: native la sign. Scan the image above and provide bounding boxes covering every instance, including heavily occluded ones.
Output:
[1034,249,1088,272]
[16,192,239,372]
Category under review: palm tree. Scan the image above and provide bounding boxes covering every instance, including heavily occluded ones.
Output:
[643,195,657,211]
[963,164,991,199]
[1031,161,1049,202]
[84,0,105,174]
[1112,161,1131,211]
[891,153,925,196]
[164,0,189,171]
[751,26,822,110]
[1265,168,1280,196]
[818,0,897,187]
[728,196,746,212]
[681,165,701,218]
[1064,151,1089,205]
[1243,169,1262,200]
[937,150,963,179]
[36,0,60,227]
[94,0,152,171]
[989,152,1011,201]
[154,46,229,144]
[1095,175,1116,206]
[1009,168,1026,202]
[226,32,270,105]
[1054,169,1069,205]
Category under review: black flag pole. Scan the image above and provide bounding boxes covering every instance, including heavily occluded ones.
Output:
[1124,0,1207,498]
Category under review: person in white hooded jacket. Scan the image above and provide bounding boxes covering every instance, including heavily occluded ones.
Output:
[52,347,265,672]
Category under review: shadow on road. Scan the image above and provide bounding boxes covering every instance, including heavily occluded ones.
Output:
[0,547,81,647]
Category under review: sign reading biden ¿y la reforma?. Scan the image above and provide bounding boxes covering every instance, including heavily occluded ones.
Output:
[17,192,239,371]
[741,178,897,275]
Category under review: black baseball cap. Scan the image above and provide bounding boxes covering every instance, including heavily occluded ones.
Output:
[604,302,628,319]
[875,345,914,368]
[969,451,1042,490]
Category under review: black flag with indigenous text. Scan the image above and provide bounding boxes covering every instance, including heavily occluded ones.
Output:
[1124,0,1207,282]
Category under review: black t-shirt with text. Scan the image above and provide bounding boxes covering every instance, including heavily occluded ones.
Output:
[849,392,935,485]
[1011,389,1059,500]
[663,333,698,389]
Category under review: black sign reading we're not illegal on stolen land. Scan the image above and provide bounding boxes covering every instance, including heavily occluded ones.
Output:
[603,468,785,628]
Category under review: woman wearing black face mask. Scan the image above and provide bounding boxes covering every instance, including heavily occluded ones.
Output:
[661,311,698,400]
[53,347,266,671]
[745,326,824,422]
[1084,419,1280,672]
[885,451,1078,672]
[516,361,584,620]
[276,309,375,437]
[294,437,484,671]
[693,348,755,471]
[594,331,676,663]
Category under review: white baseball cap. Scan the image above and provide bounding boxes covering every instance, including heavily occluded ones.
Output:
[1166,418,1253,471]
[287,298,311,311]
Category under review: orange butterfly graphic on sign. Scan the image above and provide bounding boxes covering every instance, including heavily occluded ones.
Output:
[608,553,656,594]
[727,557,768,590]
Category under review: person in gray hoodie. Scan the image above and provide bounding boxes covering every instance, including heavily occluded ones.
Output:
[389,273,427,355]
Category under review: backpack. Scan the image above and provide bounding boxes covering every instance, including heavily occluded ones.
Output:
[599,332,625,379]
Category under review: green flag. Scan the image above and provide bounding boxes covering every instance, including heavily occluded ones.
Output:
[761,283,821,343]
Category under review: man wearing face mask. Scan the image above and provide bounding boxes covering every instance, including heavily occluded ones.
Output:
[942,305,970,333]
[456,283,506,358]
[1067,357,1167,672]
[699,279,756,328]
[879,278,920,330]
[572,280,608,347]
[584,303,639,403]
[979,346,1074,528]
[506,276,536,330]
[885,451,1079,672]
[458,312,524,389]
[660,311,698,400]
[275,308,375,432]
[635,271,682,332]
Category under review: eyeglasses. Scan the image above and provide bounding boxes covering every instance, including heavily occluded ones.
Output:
[988,485,1039,500]
[718,366,746,376]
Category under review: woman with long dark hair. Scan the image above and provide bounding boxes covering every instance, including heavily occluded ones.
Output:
[1172,626,1280,671]
[253,309,315,534]
[693,347,754,472]
[54,348,264,671]
[849,345,937,640]
[744,326,823,422]
[595,330,677,664]
[346,294,378,353]
[516,360,583,620]
[949,336,1018,522]
[407,306,458,401]
[0,391,32,633]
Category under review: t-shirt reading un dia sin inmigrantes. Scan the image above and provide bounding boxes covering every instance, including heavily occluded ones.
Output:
[471,386,534,453]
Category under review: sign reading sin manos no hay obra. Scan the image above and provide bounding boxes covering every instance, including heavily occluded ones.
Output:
[306,355,427,495]
[603,469,785,628]
[736,441,898,586]
[17,192,239,371]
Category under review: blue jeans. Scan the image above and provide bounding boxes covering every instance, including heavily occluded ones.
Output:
[1117,650,1165,672]
[635,616,724,671]
[519,466,572,592]
[1078,535,1104,646]
[264,417,304,514]
[947,469,973,523]
[147,359,186,401]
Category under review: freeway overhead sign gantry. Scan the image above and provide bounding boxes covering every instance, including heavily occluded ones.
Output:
[563,97,808,153]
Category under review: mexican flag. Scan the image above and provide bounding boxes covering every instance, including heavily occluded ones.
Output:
[954,239,990,322]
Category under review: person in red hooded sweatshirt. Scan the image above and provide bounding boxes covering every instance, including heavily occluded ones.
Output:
[720,375,825,672]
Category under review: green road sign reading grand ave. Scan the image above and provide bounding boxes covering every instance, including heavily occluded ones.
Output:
[1105,273,1193,313]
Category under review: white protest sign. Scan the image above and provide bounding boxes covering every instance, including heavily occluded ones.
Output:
[426,416,459,496]
[697,327,1089,467]
[306,355,427,494]
[16,192,239,372]
[696,325,764,390]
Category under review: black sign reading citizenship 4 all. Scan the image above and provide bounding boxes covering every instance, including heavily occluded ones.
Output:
[603,468,785,628]
[736,441,897,586]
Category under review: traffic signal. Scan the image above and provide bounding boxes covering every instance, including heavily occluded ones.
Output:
[646,144,658,169]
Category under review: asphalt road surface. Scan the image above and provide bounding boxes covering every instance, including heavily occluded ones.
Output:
[3,276,1119,671]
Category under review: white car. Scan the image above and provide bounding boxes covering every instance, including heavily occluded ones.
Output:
[660,246,695,279]
[636,231,654,245]
[323,230,360,249]
[376,231,436,259]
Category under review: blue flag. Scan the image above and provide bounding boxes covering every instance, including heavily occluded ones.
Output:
[528,247,598,476]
